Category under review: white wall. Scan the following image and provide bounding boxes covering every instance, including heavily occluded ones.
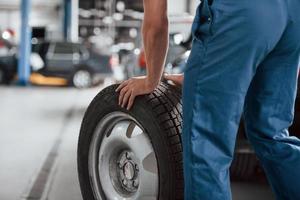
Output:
[0,1,20,37]
[0,0,195,42]
[168,0,186,14]
[190,0,200,14]
[0,0,63,41]
[167,0,199,15]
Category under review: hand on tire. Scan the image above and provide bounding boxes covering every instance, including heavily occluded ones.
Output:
[164,73,184,86]
[116,76,157,110]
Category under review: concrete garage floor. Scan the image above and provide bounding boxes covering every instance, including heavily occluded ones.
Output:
[0,83,274,200]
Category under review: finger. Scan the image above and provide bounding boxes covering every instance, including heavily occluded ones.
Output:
[162,72,169,80]
[118,86,128,105]
[116,80,129,92]
[127,92,136,110]
[116,81,127,92]
[116,81,126,92]
[165,74,178,82]
[164,74,176,81]
[121,89,132,108]
[164,74,183,85]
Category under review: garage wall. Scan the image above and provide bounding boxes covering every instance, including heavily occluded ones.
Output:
[168,0,199,15]
[190,0,200,14]
[0,0,196,42]
[168,0,186,14]
[0,0,63,41]
[0,4,20,38]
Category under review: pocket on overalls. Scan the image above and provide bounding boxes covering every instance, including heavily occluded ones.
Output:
[184,0,215,73]
[191,0,214,44]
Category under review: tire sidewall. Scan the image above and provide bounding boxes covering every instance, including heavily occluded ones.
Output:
[78,87,173,200]
[0,67,5,84]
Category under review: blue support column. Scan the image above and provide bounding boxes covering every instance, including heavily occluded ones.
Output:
[18,0,31,86]
[63,0,72,41]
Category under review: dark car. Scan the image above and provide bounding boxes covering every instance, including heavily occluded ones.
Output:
[31,41,114,88]
[0,41,115,88]
[122,33,191,79]
[0,39,17,84]
[0,54,17,84]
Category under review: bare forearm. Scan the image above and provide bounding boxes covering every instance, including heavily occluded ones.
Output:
[142,0,169,89]
[116,0,168,110]
[143,22,169,88]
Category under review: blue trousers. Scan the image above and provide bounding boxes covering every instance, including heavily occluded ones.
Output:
[182,0,300,199]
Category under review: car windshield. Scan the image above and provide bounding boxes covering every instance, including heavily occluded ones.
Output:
[32,43,42,53]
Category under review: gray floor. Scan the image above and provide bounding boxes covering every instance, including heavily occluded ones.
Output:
[0,83,274,200]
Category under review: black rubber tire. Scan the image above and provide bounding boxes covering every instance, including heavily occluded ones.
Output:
[77,81,260,199]
[77,82,184,200]
[0,67,13,85]
[0,68,4,84]
[230,153,258,181]
[231,123,258,181]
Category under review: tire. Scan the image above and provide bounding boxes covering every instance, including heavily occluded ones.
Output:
[0,68,4,84]
[77,82,184,200]
[71,69,92,88]
[231,124,258,180]
[230,153,258,181]
[77,82,258,200]
[0,67,11,85]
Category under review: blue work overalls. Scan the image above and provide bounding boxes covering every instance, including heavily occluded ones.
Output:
[182,0,300,199]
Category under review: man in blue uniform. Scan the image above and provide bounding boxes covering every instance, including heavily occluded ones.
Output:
[117,0,300,199]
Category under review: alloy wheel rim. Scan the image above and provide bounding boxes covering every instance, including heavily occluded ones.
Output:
[88,111,159,200]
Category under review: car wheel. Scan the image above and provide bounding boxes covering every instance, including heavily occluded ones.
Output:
[77,82,259,199]
[230,153,258,181]
[78,82,184,200]
[72,69,92,88]
[0,68,5,84]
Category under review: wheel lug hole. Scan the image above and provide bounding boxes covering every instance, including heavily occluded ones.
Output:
[126,152,131,160]
[118,162,122,168]
[117,151,140,192]
[133,180,138,188]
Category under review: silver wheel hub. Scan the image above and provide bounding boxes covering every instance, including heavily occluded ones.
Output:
[118,151,139,192]
[88,112,159,200]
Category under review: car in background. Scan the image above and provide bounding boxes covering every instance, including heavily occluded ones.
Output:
[0,38,17,84]
[0,41,118,88]
[120,13,193,79]
[30,41,116,88]
[122,33,192,78]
